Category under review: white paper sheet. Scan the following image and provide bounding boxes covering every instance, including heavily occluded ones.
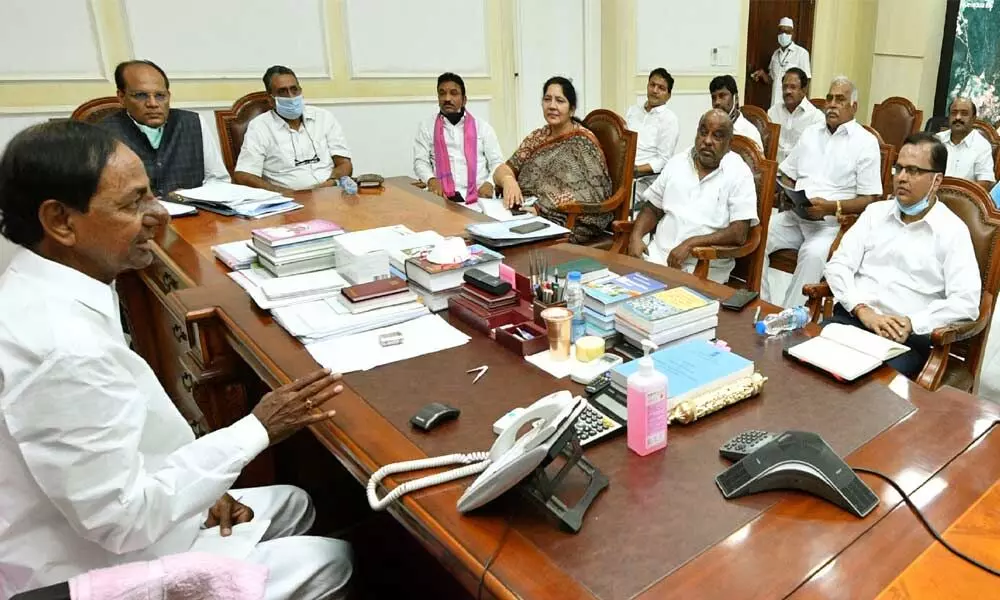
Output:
[175,182,287,205]
[524,347,584,379]
[189,518,271,560]
[466,216,570,241]
[462,198,534,221]
[305,314,470,373]
[159,199,197,216]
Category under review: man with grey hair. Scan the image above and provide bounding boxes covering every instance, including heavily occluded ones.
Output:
[763,76,883,307]
[628,109,759,283]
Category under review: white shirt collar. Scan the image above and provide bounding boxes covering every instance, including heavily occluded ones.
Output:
[8,247,118,321]
[639,101,668,115]
[940,128,981,148]
[824,118,859,138]
[888,196,948,231]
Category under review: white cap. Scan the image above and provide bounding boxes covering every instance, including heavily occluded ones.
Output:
[779,17,794,28]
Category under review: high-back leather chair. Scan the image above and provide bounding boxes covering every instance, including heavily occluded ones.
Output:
[70,96,122,124]
[560,109,636,249]
[804,177,1000,393]
[740,105,780,162]
[214,91,272,174]
[809,98,827,112]
[862,124,896,200]
[871,96,923,151]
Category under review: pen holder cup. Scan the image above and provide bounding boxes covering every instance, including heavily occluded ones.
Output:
[495,321,549,356]
[533,299,567,327]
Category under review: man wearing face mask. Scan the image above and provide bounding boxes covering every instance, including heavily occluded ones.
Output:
[823,133,981,378]
[935,97,996,190]
[235,65,353,193]
[627,109,758,283]
[412,72,504,203]
[99,60,230,197]
[751,17,812,109]
[709,75,763,152]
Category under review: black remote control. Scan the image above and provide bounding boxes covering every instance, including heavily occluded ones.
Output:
[463,268,511,296]
[585,373,611,396]
[719,430,779,461]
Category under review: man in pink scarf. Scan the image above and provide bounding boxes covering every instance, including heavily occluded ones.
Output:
[413,72,505,204]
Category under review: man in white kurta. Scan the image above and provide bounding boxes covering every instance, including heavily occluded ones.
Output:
[767,67,825,163]
[935,97,996,190]
[752,17,812,109]
[413,72,504,202]
[709,75,764,152]
[824,133,980,378]
[627,109,758,283]
[0,121,351,600]
[626,68,681,189]
[764,77,883,308]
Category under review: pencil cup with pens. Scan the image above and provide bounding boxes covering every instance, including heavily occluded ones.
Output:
[529,250,567,325]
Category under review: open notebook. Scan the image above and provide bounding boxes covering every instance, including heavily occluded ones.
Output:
[785,323,910,381]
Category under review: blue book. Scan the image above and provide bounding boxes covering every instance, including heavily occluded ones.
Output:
[583,306,616,324]
[609,340,755,408]
[583,272,666,310]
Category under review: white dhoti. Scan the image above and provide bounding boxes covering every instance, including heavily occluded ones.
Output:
[762,211,839,308]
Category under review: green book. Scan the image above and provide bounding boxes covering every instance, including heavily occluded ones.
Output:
[554,258,609,283]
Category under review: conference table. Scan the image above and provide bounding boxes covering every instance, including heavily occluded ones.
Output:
[124,176,1000,599]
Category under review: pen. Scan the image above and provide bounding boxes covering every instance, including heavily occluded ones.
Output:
[753,306,761,324]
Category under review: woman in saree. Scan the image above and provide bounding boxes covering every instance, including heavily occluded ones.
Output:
[494,76,613,243]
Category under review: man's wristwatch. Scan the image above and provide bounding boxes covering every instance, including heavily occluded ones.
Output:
[835,200,843,219]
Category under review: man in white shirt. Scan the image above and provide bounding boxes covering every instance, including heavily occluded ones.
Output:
[626,68,680,179]
[627,109,758,283]
[235,65,353,193]
[824,133,981,378]
[935,97,996,190]
[709,75,764,152]
[0,121,351,599]
[764,76,883,308]
[767,67,825,163]
[99,60,230,196]
[751,17,812,109]
[412,72,504,203]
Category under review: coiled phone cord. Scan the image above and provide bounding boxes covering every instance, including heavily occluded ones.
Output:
[366,452,491,510]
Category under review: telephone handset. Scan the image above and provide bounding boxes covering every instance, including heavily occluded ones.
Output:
[366,391,585,513]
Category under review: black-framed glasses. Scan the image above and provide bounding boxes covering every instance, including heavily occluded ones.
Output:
[289,125,320,166]
[892,164,940,177]
[128,91,170,104]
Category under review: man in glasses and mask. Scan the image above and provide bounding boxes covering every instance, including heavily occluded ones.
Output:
[100,60,230,197]
[709,75,763,152]
[235,65,353,193]
[412,72,504,204]
[823,133,980,378]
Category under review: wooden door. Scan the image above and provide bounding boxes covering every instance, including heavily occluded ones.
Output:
[745,0,816,109]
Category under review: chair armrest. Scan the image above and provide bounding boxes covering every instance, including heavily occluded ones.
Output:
[929,290,994,346]
[559,189,626,216]
[611,220,635,235]
[802,282,832,299]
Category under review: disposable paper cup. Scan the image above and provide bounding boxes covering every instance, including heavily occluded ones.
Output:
[540,307,573,361]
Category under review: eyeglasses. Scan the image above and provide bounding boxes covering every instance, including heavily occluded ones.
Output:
[127,91,170,104]
[290,125,320,167]
[892,164,940,177]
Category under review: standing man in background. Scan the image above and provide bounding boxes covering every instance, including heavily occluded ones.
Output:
[752,17,812,109]
[768,67,825,163]
[412,72,504,203]
[626,68,680,186]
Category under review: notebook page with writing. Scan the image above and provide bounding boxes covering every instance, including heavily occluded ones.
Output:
[787,335,883,381]
[820,323,910,361]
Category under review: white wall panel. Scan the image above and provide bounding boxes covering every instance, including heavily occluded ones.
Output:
[635,0,739,75]
[0,114,62,154]
[0,1,104,80]
[123,0,330,78]
[344,0,488,77]
[636,92,712,156]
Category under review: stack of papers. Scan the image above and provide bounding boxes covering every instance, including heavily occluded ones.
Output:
[228,267,347,309]
[174,183,303,219]
[333,225,417,283]
[272,296,429,343]
[305,314,470,373]
[160,199,197,217]
[466,216,570,247]
[462,197,534,222]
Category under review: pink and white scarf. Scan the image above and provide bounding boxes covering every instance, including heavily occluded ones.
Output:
[433,111,479,204]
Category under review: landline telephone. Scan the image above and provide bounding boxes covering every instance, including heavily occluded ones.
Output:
[367,391,587,513]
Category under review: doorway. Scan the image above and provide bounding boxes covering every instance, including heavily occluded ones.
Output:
[745,0,816,109]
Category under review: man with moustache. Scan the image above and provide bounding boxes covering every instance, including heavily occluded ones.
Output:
[767,67,824,163]
[763,76,883,308]
[709,75,763,152]
[627,109,758,283]
[412,72,503,203]
[935,97,996,190]
[824,133,980,378]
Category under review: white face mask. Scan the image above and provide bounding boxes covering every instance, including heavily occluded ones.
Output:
[778,33,792,48]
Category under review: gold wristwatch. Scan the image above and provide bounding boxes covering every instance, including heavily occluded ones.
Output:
[835,200,843,219]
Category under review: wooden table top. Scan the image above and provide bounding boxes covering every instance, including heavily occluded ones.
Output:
[155,178,1000,599]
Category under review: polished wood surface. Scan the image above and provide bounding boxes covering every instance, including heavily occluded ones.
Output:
[137,179,1000,599]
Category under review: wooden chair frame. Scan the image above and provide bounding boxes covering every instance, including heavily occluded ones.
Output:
[70,96,122,124]
[740,105,780,162]
[214,91,272,175]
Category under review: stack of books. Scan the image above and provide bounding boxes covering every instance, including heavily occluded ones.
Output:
[405,244,504,312]
[387,231,446,280]
[581,272,666,344]
[250,219,344,277]
[609,340,755,410]
[553,257,610,284]
[448,281,520,328]
[339,276,417,314]
[615,287,720,349]
[212,240,257,270]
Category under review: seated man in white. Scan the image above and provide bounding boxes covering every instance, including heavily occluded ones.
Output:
[767,67,825,163]
[823,133,981,378]
[235,65,353,193]
[709,75,764,152]
[412,72,503,203]
[627,109,758,284]
[0,121,351,600]
[763,76,883,308]
[626,68,680,197]
[936,96,996,190]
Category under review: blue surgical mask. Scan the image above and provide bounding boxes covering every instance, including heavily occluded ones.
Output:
[274,95,304,120]
[134,121,164,149]
[897,194,931,216]
[778,33,792,48]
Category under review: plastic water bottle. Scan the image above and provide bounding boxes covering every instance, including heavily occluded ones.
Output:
[565,271,586,342]
[755,306,810,336]
[338,175,358,195]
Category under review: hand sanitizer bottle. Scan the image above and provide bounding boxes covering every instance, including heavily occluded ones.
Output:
[627,340,669,456]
